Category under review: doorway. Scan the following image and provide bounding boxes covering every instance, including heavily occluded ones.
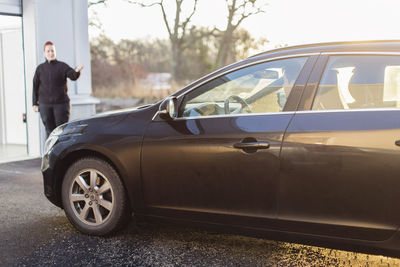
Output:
[0,15,27,163]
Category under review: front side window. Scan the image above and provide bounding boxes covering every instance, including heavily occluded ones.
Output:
[312,55,400,110]
[180,57,308,118]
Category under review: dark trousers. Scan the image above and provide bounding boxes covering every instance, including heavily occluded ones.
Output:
[39,102,70,137]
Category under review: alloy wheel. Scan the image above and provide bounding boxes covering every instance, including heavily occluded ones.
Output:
[69,169,114,226]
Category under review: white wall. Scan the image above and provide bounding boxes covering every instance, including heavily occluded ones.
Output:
[34,0,78,93]
[2,29,26,144]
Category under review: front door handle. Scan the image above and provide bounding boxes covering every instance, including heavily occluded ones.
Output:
[395,140,400,146]
[233,141,270,150]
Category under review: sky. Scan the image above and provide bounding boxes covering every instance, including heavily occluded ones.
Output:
[89,0,400,51]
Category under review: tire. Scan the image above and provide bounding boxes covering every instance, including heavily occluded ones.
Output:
[61,157,130,235]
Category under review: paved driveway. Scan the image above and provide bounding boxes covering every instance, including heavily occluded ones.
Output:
[1,159,400,266]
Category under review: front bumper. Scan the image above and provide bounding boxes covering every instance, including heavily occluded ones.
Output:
[41,133,79,208]
[42,166,61,207]
[41,149,63,208]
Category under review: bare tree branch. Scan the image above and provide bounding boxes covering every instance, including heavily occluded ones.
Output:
[127,0,199,81]
[172,0,181,40]
[88,0,107,7]
[127,0,175,40]
[160,0,173,39]
[231,1,266,29]
[180,0,198,38]
[233,6,265,30]
[126,0,160,8]
[216,0,267,68]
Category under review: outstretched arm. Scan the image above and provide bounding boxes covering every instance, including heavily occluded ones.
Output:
[66,64,84,81]
[75,64,84,72]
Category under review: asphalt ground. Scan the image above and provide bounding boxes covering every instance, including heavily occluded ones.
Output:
[1,159,400,266]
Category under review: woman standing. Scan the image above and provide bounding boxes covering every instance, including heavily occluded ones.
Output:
[32,41,84,137]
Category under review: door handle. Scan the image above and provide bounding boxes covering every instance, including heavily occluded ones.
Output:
[233,141,270,150]
[395,140,400,146]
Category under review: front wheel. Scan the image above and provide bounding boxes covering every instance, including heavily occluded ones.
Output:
[61,157,130,235]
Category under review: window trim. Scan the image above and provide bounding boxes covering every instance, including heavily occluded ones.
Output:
[321,52,400,56]
[172,110,297,121]
[296,107,400,114]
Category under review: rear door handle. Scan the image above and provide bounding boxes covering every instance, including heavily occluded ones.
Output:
[395,140,400,146]
[233,141,270,150]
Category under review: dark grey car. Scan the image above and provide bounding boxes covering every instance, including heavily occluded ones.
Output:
[43,40,400,254]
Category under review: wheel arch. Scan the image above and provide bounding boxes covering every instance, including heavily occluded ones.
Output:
[53,148,132,213]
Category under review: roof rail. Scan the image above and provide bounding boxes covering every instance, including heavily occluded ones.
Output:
[249,40,400,58]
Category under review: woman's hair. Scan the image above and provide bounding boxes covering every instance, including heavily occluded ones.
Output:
[43,41,54,51]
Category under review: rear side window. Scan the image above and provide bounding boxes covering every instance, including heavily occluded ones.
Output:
[312,55,400,110]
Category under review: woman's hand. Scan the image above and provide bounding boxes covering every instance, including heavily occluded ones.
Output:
[75,64,84,72]
[33,105,39,112]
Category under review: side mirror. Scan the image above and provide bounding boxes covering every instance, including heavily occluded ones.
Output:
[159,96,177,120]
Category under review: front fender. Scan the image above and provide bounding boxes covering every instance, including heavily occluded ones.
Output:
[46,138,143,212]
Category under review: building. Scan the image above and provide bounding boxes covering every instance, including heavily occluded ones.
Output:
[0,0,96,162]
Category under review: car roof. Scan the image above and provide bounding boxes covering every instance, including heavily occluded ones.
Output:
[249,40,400,59]
[172,40,400,98]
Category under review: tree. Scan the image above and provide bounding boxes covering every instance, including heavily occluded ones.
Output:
[88,0,268,84]
[90,35,119,89]
[114,38,171,77]
[90,36,172,89]
[180,26,217,81]
[233,28,268,61]
[215,0,267,68]
[128,0,199,82]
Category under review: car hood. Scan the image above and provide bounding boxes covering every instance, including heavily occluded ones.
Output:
[90,104,154,119]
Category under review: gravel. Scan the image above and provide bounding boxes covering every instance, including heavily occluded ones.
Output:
[1,159,400,266]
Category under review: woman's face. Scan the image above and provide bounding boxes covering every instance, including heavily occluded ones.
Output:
[44,45,56,61]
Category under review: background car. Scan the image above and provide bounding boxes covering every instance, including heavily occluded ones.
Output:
[42,40,400,253]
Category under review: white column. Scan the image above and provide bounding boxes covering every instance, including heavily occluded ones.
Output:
[22,0,41,156]
[72,0,92,95]
[69,0,99,121]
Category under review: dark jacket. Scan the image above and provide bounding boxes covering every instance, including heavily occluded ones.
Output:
[32,59,80,105]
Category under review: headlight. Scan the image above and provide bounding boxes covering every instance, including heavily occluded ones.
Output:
[51,125,65,136]
[43,125,66,154]
[43,124,87,155]
[44,135,58,155]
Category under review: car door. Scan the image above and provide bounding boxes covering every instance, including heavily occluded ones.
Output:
[141,56,314,227]
[279,54,400,241]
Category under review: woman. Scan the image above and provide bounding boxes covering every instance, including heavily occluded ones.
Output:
[32,41,84,137]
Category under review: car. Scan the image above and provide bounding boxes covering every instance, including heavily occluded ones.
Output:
[42,40,400,253]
